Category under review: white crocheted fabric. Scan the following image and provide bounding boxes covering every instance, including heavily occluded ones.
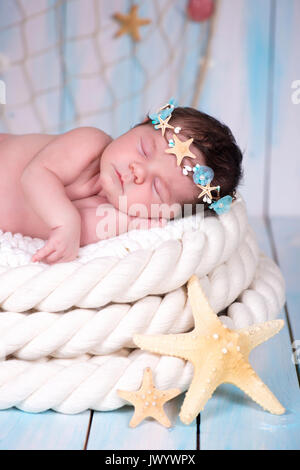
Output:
[0,198,241,267]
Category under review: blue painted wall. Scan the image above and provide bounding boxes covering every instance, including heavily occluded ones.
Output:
[0,0,299,216]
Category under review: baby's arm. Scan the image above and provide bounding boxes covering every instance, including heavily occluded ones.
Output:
[20,127,111,263]
[79,204,167,246]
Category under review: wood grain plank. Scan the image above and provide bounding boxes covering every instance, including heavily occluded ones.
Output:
[269,216,300,360]
[199,217,300,450]
[87,395,196,450]
[0,408,91,450]
[0,0,62,133]
[59,0,133,135]
[268,0,300,216]
[195,0,272,217]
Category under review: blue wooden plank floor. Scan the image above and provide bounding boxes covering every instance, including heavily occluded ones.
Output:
[0,216,299,450]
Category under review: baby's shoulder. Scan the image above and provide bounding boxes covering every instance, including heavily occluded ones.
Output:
[73,126,113,149]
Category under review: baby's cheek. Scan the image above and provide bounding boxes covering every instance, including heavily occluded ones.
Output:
[99,174,119,206]
[127,202,151,218]
[124,187,152,217]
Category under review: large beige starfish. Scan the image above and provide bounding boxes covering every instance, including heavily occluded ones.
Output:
[117,367,180,428]
[134,275,285,425]
[113,5,151,42]
[165,134,197,166]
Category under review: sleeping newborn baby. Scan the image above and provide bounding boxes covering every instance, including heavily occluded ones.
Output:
[0,102,243,264]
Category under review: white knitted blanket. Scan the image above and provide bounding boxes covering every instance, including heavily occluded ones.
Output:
[0,205,216,267]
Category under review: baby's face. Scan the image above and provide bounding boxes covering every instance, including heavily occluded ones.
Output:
[99,123,204,219]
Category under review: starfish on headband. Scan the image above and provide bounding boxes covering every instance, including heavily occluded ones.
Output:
[154,115,174,136]
[165,134,197,166]
[192,164,220,203]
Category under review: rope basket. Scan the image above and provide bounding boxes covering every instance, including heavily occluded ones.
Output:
[0,194,285,413]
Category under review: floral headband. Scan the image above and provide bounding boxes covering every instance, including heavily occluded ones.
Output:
[149,98,233,215]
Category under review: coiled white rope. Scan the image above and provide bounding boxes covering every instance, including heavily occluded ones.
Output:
[0,350,193,414]
[0,258,285,416]
[0,197,248,312]
[0,252,284,361]
[0,194,286,413]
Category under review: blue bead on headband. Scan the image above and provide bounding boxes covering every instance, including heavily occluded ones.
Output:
[193,164,214,186]
[208,195,233,215]
[149,98,178,126]
[149,99,233,215]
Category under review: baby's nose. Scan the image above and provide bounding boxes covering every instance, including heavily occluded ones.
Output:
[129,162,146,184]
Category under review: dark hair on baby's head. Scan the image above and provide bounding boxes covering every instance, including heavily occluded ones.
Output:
[136,106,244,215]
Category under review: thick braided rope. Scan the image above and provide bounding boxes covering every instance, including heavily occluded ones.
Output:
[0,197,248,312]
[0,350,193,413]
[0,251,284,361]
[0,258,286,417]
[0,195,286,413]
[0,229,258,359]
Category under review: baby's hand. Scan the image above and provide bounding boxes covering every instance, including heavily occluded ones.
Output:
[128,216,168,231]
[32,224,81,264]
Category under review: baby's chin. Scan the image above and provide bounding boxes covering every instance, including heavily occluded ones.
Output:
[103,190,130,215]
[98,173,117,201]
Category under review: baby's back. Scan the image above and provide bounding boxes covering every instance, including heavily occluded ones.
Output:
[2,131,106,234]
[0,133,58,236]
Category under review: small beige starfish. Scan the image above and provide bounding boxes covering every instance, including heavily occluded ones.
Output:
[117,367,181,428]
[134,275,285,425]
[196,182,220,201]
[155,115,174,136]
[165,134,197,166]
[113,5,151,42]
